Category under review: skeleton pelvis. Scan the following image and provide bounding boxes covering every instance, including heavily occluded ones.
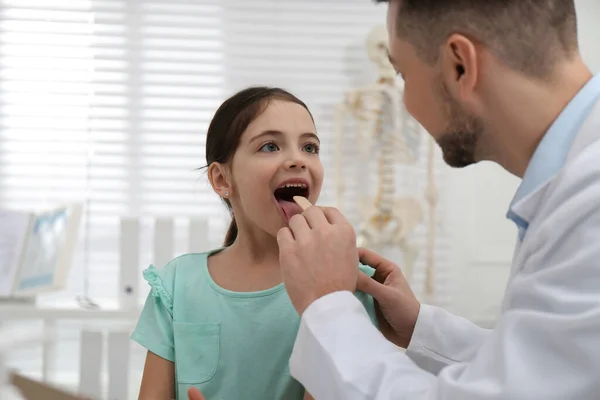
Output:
[358,195,424,242]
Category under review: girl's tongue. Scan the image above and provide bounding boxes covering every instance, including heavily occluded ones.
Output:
[274,184,309,222]
[277,198,303,222]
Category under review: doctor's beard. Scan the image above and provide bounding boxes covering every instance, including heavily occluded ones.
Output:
[435,79,485,168]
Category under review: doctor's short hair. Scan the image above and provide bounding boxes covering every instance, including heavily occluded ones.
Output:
[375,0,578,79]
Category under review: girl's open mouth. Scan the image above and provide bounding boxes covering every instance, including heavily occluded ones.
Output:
[274,182,309,222]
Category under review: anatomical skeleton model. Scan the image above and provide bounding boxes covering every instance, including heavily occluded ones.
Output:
[333,25,438,299]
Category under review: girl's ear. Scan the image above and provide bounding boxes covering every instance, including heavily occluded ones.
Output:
[208,162,232,199]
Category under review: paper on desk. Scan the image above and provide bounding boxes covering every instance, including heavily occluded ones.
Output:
[10,372,91,400]
[0,210,30,296]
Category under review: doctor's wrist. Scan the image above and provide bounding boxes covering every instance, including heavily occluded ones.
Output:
[300,290,355,318]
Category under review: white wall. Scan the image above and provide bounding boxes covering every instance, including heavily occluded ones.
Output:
[445,0,600,326]
[577,0,600,73]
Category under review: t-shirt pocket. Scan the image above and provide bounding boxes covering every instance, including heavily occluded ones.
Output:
[173,322,220,384]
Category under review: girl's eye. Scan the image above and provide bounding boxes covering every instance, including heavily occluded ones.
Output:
[303,143,320,154]
[259,142,279,152]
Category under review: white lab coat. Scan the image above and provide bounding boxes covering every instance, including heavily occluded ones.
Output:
[289,101,600,399]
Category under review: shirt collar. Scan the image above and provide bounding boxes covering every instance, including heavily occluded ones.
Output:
[507,73,600,229]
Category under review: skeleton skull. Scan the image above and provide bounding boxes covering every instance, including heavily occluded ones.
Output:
[366,24,397,81]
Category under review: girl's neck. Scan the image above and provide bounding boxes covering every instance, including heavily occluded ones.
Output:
[206,221,283,293]
[227,223,280,267]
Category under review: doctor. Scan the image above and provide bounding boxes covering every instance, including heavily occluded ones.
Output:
[276,0,600,399]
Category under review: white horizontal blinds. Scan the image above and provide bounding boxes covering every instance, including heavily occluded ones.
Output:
[0,0,229,306]
[125,0,229,300]
[0,0,102,305]
[0,1,94,209]
[223,0,451,305]
[85,0,136,305]
[135,0,225,217]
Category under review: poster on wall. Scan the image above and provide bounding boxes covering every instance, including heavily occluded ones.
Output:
[0,204,82,298]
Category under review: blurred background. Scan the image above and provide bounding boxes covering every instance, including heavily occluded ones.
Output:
[1,0,599,398]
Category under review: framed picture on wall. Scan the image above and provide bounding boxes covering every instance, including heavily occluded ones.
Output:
[0,203,83,298]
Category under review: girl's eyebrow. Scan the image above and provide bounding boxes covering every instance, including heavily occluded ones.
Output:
[300,132,320,143]
[248,130,320,144]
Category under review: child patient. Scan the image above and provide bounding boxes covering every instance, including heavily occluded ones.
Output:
[131,86,377,400]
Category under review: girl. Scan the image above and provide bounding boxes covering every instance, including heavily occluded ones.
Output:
[131,87,378,400]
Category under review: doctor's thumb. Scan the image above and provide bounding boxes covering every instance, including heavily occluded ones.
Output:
[188,387,206,400]
[357,271,386,299]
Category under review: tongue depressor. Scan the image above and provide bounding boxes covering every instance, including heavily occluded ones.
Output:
[293,196,312,211]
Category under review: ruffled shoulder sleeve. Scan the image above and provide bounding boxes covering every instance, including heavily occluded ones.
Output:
[142,262,176,318]
[131,259,179,362]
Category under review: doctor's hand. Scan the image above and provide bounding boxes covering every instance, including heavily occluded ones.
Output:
[357,247,420,349]
[277,205,359,315]
[188,387,206,400]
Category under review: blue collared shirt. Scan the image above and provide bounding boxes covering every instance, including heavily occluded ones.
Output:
[507,73,600,240]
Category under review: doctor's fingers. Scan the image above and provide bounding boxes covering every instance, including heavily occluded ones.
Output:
[188,387,206,400]
[319,206,351,226]
[288,214,312,238]
[358,247,400,279]
[277,227,296,250]
[301,205,329,228]
[357,270,387,298]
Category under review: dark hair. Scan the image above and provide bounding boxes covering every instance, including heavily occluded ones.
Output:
[375,0,578,79]
[204,86,313,247]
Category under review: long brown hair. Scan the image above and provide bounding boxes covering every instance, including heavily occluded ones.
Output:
[203,87,313,246]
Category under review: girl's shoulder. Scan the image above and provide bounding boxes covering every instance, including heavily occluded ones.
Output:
[355,262,378,327]
[144,250,213,282]
[141,249,220,317]
[358,262,375,277]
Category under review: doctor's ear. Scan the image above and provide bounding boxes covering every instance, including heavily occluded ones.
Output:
[208,162,233,199]
[442,34,478,100]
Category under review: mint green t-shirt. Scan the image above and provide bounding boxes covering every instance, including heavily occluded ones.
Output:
[131,249,378,400]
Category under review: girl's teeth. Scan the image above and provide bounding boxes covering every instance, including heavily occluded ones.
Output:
[279,184,307,188]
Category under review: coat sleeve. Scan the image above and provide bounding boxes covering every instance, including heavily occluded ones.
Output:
[289,156,600,399]
[406,304,491,375]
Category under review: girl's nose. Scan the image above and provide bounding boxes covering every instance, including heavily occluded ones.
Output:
[285,156,307,170]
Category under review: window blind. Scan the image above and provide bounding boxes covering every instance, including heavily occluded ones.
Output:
[0,0,229,307]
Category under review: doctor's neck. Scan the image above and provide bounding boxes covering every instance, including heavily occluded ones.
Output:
[483,55,593,178]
